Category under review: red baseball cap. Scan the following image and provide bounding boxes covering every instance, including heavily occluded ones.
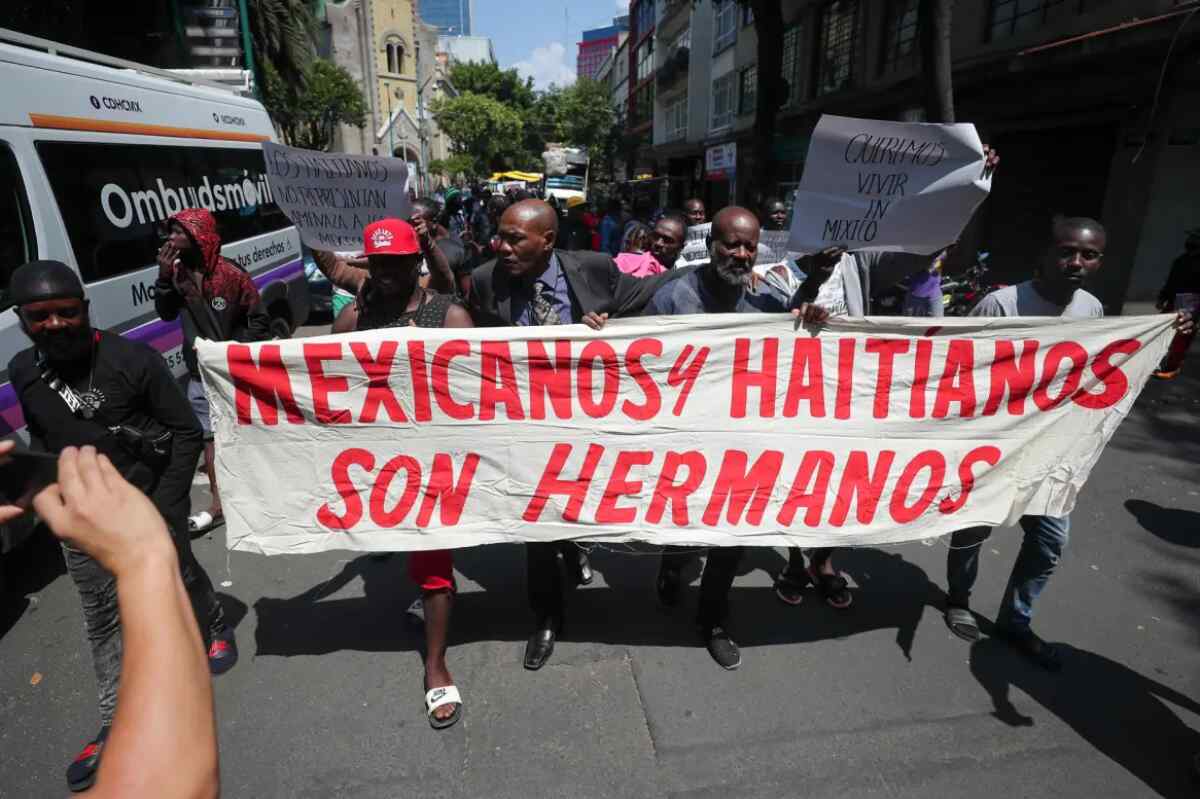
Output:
[363,218,420,256]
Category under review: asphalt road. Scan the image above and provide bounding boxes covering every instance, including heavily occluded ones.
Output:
[1,314,1197,798]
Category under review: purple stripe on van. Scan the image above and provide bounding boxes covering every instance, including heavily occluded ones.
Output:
[0,256,303,435]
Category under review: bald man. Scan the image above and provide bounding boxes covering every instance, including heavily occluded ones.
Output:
[468,199,688,670]
[645,207,824,670]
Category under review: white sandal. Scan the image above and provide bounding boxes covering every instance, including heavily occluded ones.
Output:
[188,511,223,534]
[424,685,462,730]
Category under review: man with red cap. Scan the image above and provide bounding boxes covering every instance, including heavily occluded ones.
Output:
[153,209,270,545]
[333,218,474,730]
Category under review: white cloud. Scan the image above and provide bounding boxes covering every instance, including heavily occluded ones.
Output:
[615,0,630,11]
[513,41,576,90]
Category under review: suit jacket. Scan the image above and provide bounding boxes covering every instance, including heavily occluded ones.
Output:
[469,249,688,327]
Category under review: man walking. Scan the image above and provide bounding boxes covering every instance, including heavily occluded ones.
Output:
[332,219,474,729]
[646,206,823,669]
[943,216,1193,669]
[1153,227,1200,379]
[469,199,681,670]
[7,260,233,792]
[152,208,270,534]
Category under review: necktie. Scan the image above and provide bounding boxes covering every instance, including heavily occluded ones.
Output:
[531,280,560,326]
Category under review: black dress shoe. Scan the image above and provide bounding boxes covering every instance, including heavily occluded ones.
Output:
[524,618,562,671]
[577,549,594,586]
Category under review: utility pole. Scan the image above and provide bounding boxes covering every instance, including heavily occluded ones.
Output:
[416,47,427,194]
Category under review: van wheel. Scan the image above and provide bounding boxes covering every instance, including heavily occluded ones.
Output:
[269,317,292,340]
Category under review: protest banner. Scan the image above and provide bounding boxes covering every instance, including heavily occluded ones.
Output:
[262,142,411,251]
[788,115,992,255]
[674,222,711,269]
[197,314,1172,555]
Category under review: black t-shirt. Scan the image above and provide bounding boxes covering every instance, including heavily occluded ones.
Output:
[8,330,205,530]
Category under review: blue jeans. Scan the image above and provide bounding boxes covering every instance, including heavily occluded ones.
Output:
[946,514,1070,631]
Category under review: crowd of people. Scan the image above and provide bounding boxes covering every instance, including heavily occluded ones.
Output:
[2,158,1197,793]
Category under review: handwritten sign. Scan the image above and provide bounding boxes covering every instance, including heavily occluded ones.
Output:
[787,115,991,255]
[674,222,711,269]
[262,142,411,251]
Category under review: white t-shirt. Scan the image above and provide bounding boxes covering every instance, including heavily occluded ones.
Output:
[969,280,1104,319]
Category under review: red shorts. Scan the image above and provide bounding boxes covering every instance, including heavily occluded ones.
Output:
[408,549,455,592]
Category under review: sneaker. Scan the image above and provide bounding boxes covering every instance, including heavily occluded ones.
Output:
[66,726,109,792]
[703,626,741,670]
[208,627,239,675]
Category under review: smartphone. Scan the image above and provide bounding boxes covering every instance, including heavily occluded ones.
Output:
[0,449,59,505]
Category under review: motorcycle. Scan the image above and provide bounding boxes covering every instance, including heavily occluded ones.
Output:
[943,252,1007,316]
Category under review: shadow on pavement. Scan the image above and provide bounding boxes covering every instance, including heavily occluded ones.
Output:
[1124,499,1200,548]
[254,545,944,661]
[0,527,66,642]
[970,637,1200,798]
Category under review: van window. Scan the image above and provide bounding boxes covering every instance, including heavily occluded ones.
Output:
[35,142,290,284]
[0,144,38,311]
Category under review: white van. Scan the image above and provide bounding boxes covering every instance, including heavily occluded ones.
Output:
[0,30,307,552]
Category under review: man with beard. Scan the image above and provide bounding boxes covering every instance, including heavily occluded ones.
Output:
[646,206,827,669]
[6,260,228,791]
[332,219,474,729]
[153,209,269,536]
[469,199,683,670]
[615,212,687,277]
[943,216,1192,669]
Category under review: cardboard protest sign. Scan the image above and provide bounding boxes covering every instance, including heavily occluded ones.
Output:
[262,142,411,251]
[788,115,991,255]
[674,222,711,269]
[197,314,1172,555]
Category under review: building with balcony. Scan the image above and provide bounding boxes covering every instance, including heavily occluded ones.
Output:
[666,0,1199,309]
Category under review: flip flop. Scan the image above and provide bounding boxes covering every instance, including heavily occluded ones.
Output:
[945,606,980,642]
[424,685,462,730]
[807,566,853,609]
[187,511,224,534]
[773,569,808,606]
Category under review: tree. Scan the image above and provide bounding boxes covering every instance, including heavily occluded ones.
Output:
[430,92,525,178]
[447,62,536,110]
[919,0,955,123]
[263,59,367,151]
[559,78,616,156]
[246,0,318,90]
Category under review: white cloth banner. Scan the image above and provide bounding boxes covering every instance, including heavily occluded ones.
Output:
[262,142,411,251]
[197,314,1173,556]
[788,115,992,255]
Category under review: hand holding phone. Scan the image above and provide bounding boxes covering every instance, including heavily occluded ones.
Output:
[0,441,59,521]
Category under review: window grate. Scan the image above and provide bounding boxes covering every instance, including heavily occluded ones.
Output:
[988,0,1067,41]
[816,0,858,97]
[881,0,919,73]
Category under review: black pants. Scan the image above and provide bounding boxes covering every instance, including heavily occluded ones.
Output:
[527,541,583,622]
[784,547,835,575]
[660,546,744,629]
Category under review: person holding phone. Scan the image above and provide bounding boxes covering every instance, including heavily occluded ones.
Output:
[6,260,231,792]
[0,443,220,799]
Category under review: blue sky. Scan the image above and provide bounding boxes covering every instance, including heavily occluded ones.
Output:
[474,0,629,88]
